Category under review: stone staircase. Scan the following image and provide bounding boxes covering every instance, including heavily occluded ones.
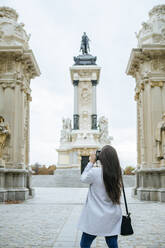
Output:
[32,168,135,188]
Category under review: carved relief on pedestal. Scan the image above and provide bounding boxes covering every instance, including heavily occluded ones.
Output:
[78,81,92,130]
[81,88,90,104]
[155,113,165,161]
[79,81,92,105]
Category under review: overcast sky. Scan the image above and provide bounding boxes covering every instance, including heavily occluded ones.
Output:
[1,0,165,168]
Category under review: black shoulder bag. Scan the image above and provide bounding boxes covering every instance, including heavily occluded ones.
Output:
[120,179,134,236]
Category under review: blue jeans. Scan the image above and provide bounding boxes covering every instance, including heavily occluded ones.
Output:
[80,232,118,248]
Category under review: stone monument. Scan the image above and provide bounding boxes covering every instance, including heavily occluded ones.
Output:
[57,33,112,171]
[126,5,165,202]
[0,7,40,202]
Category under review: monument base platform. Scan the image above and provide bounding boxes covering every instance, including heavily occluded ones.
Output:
[57,146,101,173]
[0,168,35,202]
[56,164,80,169]
[132,167,165,202]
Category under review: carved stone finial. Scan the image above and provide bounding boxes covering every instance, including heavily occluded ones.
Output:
[0,7,18,21]
[149,5,165,18]
[137,4,165,47]
[0,6,29,49]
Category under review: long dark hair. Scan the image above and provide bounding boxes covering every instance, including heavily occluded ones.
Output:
[99,145,122,204]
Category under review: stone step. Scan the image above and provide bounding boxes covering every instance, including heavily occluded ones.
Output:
[31,168,135,188]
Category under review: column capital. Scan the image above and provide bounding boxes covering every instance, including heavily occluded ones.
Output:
[73,80,79,86]
[91,80,97,86]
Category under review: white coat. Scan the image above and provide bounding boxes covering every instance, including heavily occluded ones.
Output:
[77,162,122,236]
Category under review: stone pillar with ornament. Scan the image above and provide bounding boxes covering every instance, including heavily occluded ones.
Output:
[0,7,40,202]
[126,4,165,202]
[57,33,112,169]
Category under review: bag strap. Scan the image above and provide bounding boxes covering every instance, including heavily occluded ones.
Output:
[121,178,130,217]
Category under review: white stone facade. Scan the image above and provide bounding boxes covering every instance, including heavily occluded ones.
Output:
[126,5,165,202]
[57,65,112,168]
[0,7,40,202]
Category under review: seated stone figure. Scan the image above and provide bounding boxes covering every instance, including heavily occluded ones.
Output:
[155,113,165,160]
[0,116,10,159]
[60,118,72,143]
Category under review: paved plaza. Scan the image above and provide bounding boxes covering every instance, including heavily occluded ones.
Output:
[0,180,165,248]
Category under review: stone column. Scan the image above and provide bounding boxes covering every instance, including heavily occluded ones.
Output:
[91,80,97,129]
[126,4,165,202]
[0,7,40,202]
[73,80,79,129]
[25,94,31,169]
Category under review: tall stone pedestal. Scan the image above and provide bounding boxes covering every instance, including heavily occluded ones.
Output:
[0,7,40,202]
[57,37,112,169]
[127,5,165,202]
[57,65,103,168]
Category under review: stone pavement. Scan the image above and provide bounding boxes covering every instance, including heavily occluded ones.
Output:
[0,187,165,248]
